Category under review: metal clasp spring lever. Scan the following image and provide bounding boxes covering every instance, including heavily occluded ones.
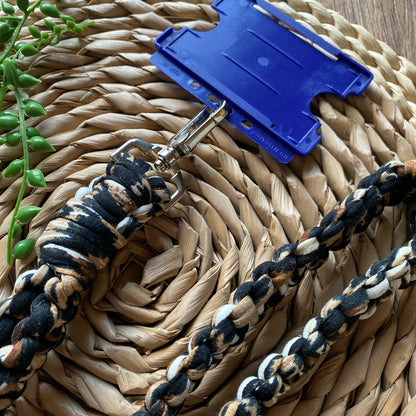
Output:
[110,101,228,210]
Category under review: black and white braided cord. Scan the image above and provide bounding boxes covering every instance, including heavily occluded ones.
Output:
[0,154,171,409]
[219,239,415,415]
[0,157,416,415]
[133,160,416,416]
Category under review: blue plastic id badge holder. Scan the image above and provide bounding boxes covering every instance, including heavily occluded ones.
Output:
[150,0,373,163]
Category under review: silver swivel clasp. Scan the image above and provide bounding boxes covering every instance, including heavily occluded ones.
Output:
[110,101,227,210]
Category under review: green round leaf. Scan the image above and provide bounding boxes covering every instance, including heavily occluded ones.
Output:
[0,22,9,34]
[1,109,18,117]
[6,131,21,147]
[1,1,14,15]
[0,136,6,145]
[0,30,13,45]
[29,135,55,152]
[43,19,56,31]
[18,73,41,88]
[11,222,22,239]
[27,168,46,187]
[3,159,23,178]
[0,115,18,130]
[67,20,75,30]
[29,26,41,39]
[73,25,83,34]
[22,45,39,56]
[53,25,63,35]
[16,205,41,223]
[40,3,60,18]
[24,100,46,117]
[16,0,28,12]
[13,238,36,259]
[15,42,39,57]
[50,36,60,46]
[37,39,48,49]
[26,127,41,138]
[60,14,74,24]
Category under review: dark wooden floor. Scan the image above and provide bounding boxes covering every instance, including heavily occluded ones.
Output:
[319,0,416,63]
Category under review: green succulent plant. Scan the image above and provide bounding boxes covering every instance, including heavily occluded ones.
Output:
[0,0,94,264]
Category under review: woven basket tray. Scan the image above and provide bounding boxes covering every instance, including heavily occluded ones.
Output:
[1,1,416,415]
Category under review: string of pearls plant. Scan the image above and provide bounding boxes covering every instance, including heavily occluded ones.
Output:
[0,0,93,264]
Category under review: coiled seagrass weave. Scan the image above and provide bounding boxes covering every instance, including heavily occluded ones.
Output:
[2,0,416,415]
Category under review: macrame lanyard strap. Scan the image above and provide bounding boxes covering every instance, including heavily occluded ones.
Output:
[133,160,416,416]
[0,153,416,415]
[0,153,171,410]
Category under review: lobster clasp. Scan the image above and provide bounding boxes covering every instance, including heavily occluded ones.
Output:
[110,101,227,210]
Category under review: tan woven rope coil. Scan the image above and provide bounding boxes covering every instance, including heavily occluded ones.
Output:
[1,0,416,415]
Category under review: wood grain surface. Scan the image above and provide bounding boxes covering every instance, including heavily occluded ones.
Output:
[319,0,416,63]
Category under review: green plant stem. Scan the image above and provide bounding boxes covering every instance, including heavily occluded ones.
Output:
[0,0,43,64]
[0,2,94,263]
[0,80,8,109]
[1,0,43,264]
[6,88,30,264]
[0,16,21,20]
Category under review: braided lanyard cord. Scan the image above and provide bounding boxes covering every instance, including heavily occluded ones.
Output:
[0,154,171,410]
[219,237,416,415]
[134,160,416,416]
[0,155,416,414]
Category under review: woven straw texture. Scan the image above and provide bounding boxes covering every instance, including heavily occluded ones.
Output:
[1,0,416,415]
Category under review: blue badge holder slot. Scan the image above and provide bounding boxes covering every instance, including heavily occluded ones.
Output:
[151,0,373,163]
